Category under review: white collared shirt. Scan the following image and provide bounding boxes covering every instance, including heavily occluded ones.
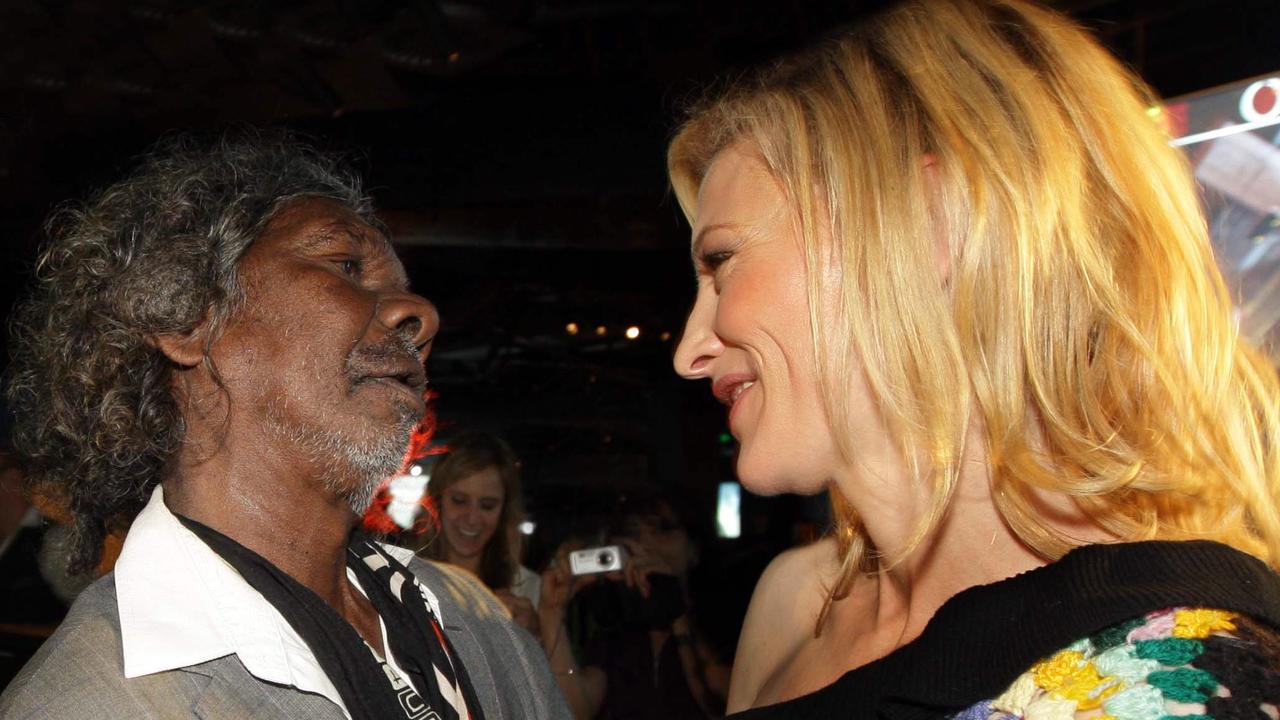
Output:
[115,485,440,719]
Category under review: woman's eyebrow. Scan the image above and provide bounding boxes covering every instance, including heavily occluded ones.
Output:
[690,222,741,262]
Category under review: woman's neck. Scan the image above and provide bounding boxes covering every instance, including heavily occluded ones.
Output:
[447,548,483,578]
[831,423,1095,644]
[869,474,1050,643]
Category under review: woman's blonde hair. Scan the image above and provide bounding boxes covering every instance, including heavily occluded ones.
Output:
[668,0,1280,623]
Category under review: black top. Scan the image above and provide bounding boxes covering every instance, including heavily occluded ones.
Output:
[729,540,1280,720]
[584,627,705,720]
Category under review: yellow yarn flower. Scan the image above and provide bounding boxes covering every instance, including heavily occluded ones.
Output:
[1054,662,1122,710]
[1033,651,1085,691]
[1172,608,1236,639]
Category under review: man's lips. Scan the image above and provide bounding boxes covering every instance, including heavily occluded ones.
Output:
[712,374,757,407]
[358,360,428,398]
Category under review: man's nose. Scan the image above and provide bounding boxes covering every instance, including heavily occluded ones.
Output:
[672,291,722,379]
[378,291,440,354]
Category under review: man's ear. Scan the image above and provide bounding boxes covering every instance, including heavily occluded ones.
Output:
[151,321,210,368]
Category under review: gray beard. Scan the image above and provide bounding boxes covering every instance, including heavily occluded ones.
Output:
[266,399,419,515]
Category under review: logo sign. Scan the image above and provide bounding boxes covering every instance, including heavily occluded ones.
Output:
[1239,78,1280,123]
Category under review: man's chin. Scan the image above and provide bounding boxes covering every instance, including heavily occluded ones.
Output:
[333,464,394,518]
[345,481,383,517]
[324,414,417,517]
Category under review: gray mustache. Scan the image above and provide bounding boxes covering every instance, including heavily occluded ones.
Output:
[345,331,422,382]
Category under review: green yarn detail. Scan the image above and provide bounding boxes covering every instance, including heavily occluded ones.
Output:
[1095,645,1162,684]
[1104,685,1166,720]
[1147,668,1218,703]
[1135,638,1204,667]
[1158,715,1212,720]
[1092,618,1146,651]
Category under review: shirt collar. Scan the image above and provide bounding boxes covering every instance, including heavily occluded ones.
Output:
[116,485,437,714]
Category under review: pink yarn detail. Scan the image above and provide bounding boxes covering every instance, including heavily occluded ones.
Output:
[1127,611,1176,642]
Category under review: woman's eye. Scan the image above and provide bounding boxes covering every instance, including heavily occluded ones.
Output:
[480,501,500,512]
[700,250,732,273]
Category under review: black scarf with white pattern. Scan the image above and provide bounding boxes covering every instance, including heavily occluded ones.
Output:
[175,514,484,720]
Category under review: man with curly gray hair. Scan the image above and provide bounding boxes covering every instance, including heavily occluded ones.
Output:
[0,131,570,720]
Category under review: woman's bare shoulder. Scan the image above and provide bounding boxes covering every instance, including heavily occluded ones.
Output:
[726,537,841,713]
[753,537,841,612]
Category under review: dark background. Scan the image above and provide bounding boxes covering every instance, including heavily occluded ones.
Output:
[1,0,1278,663]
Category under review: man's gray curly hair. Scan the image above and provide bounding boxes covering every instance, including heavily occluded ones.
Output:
[6,129,374,573]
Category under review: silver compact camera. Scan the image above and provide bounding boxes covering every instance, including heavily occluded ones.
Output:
[569,545,627,576]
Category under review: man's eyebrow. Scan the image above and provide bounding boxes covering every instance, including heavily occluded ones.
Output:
[298,220,392,253]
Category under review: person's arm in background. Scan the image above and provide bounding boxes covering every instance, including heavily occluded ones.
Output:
[538,547,605,720]
[623,539,729,717]
[670,612,730,716]
[495,589,541,637]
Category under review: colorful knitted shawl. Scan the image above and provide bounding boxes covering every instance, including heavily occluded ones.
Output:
[727,542,1280,720]
[954,607,1280,720]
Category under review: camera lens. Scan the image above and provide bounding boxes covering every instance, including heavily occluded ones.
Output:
[598,551,613,566]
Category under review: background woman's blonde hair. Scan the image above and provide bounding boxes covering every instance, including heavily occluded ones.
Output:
[668,0,1280,627]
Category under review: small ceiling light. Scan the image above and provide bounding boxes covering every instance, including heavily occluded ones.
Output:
[625,326,640,340]
[595,325,607,336]
[519,520,536,536]
[408,464,423,476]
[565,322,579,335]
[659,331,672,342]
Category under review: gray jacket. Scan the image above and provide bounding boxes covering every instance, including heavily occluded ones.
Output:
[0,558,571,719]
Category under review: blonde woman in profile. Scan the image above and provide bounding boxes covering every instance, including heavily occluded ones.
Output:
[667,1,1280,718]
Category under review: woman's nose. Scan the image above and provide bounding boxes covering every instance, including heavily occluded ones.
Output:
[673,290,723,379]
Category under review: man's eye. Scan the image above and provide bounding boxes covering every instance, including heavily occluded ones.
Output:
[339,258,363,276]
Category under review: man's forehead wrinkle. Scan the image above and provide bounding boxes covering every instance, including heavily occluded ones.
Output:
[293,218,381,251]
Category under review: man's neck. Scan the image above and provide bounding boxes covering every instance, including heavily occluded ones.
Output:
[162,452,359,610]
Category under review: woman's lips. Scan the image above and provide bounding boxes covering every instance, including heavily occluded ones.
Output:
[712,374,757,429]
[712,373,756,405]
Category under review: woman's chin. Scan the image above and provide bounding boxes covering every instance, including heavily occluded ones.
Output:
[734,460,791,497]
[736,454,829,497]
[447,539,487,560]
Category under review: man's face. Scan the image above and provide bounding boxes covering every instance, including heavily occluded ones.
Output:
[207,198,438,514]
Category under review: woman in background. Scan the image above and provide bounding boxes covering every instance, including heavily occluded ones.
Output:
[668,0,1280,718]
[417,431,541,624]
[417,431,599,719]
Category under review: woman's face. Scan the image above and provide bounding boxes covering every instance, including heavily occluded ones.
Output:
[673,144,844,494]
[439,465,505,563]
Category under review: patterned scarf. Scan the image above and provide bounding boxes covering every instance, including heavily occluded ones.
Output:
[175,514,485,720]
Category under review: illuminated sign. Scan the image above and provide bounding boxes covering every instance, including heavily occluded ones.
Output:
[1169,74,1280,147]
